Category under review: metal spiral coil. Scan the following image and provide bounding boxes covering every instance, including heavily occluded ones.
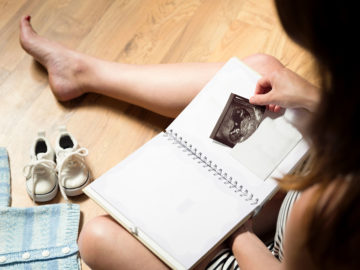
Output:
[165,130,259,205]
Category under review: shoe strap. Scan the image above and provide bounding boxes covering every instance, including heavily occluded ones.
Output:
[57,147,88,201]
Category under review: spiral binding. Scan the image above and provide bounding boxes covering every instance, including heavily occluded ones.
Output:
[164,129,259,205]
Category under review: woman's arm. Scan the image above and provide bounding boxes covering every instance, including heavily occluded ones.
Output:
[231,187,317,270]
[231,221,283,270]
[231,185,323,270]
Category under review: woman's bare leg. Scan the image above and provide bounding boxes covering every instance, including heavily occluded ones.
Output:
[20,16,284,118]
[20,16,222,117]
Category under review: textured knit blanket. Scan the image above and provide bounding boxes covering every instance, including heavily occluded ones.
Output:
[0,147,81,269]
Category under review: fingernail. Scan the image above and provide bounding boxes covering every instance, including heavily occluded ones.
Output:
[25,15,31,21]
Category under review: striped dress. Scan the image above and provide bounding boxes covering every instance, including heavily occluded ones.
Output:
[206,191,300,269]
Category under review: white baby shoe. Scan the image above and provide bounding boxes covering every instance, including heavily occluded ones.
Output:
[55,126,90,201]
[23,131,58,202]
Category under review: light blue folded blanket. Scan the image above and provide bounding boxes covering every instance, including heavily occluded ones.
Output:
[0,147,81,269]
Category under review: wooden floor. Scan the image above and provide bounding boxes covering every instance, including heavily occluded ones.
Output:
[0,0,317,269]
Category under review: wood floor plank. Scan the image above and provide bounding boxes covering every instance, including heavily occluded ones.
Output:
[115,0,204,64]
[0,0,27,31]
[76,0,148,59]
[162,0,246,62]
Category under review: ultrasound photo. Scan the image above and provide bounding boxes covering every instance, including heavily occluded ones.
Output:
[210,93,265,147]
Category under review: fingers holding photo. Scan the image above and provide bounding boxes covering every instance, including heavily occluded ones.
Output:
[250,68,320,113]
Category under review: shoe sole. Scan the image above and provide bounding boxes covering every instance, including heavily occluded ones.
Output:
[62,171,91,197]
[26,182,59,203]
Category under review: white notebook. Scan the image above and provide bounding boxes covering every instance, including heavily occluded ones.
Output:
[84,58,308,270]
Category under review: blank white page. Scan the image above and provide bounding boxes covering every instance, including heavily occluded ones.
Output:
[89,133,255,269]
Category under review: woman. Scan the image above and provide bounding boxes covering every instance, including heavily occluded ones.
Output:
[19,0,358,268]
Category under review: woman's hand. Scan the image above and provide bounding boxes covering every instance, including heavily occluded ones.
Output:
[249,67,320,113]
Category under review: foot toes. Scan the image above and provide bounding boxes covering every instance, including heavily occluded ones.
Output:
[19,15,38,48]
[19,15,51,66]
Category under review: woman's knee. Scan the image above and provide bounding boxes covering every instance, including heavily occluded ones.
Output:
[78,215,120,269]
[78,215,169,270]
[242,53,284,75]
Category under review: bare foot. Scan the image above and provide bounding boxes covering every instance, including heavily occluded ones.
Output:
[19,15,87,101]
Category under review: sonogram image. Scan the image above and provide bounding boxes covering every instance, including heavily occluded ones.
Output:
[210,93,265,147]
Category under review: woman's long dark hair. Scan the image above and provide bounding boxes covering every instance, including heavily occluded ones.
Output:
[274,0,360,269]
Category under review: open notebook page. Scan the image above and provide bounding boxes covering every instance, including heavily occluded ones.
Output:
[88,133,256,269]
[167,58,305,200]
